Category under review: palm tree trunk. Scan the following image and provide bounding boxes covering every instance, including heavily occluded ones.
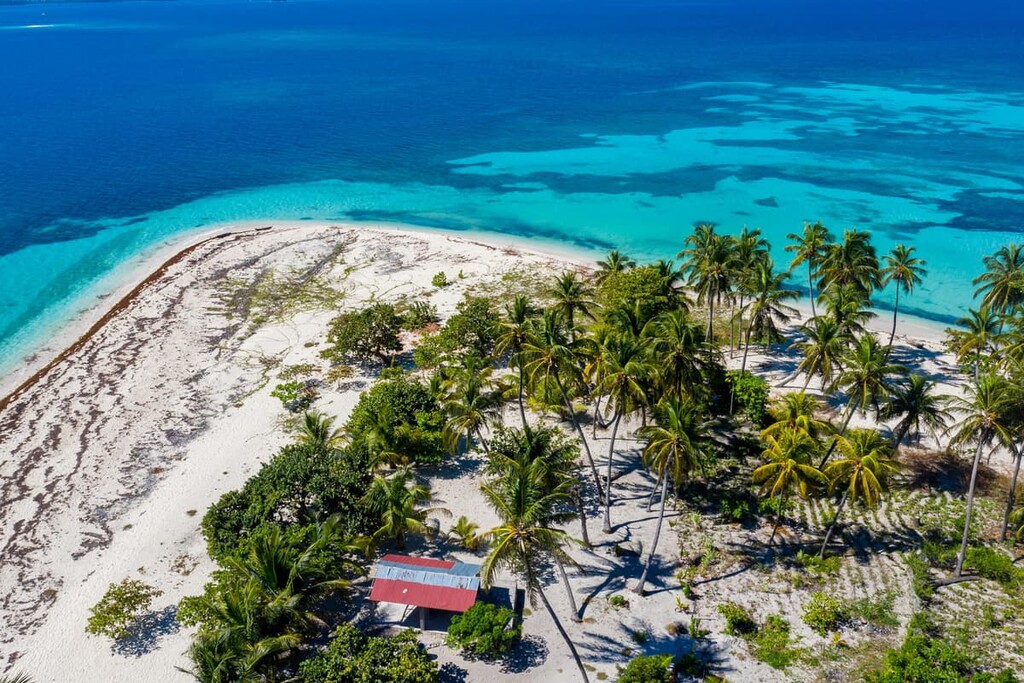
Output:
[591,394,603,437]
[808,262,816,318]
[555,557,582,622]
[818,401,856,468]
[604,407,622,533]
[730,315,757,414]
[573,486,591,549]
[518,362,528,430]
[1001,446,1022,542]
[554,374,602,494]
[647,470,662,512]
[537,584,591,683]
[887,286,901,350]
[768,494,787,546]
[635,470,669,595]
[475,427,490,454]
[955,435,988,577]
[892,420,910,451]
[705,297,715,349]
[819,488,850,558]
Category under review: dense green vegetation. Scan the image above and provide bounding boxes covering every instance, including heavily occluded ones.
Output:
[166,225,1024,682]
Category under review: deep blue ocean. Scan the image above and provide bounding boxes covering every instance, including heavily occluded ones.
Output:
[1,0,1023,377]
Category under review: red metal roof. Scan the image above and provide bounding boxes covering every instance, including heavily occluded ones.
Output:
[369,578,478,613]
[379,554,455,570]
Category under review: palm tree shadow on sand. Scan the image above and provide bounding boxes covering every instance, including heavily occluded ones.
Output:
[111,604,181,657]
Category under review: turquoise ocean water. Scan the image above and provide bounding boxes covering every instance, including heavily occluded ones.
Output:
[1,0,1023,380]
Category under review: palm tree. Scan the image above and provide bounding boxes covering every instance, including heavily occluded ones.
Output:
[730,227,770,350]
[819,429,899,556]
[184,629,300,683]
[821,334,906,467]
[881,245,927,350]
[523,310,602,492]
[973,243,1024,315]
[296,411,345,452]
[754,429,825,543]
[443,370,502,454]
[947,374,1016,577]
[881,373,952,449]
[588,335,651,532]
[362,467,446,550]
[595,249,636,282]
[794,316,850,391]
[947,305,1000,380]
[820,282,874,340]
[817,229,880,298]
[480,452,590,682]
[645,308,707,401]
[786,221,833,318]
[549,271,597,342]
[634,397,710,595]
[679,224,734,343]
[496,294,537,429]
[736,258,798,387]
[761,392,831,441]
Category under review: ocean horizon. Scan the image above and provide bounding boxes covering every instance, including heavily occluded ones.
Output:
[2,0,1023,381]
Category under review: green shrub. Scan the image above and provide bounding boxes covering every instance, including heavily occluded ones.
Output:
[607,594,629,609]
[719,497,751,522]
[725,370,770,426]
[402,301,439,329]
[431,272,449,288]
[794,550,841,577]
[301,623,438,683]
[848,590,899,629]
[322,302,404,365]
[718,601,757,637]
[345,373,446,464]
[271,380,318,413]
[445,602,520,659]
[752,614,798,669]
[615,654,674,683]
[802,590,848,636]
[966,546,1024,589]
[86,579,162,640]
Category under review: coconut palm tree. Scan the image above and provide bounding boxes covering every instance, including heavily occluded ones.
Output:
[821,334,907,467]
[820,282,875,340]
[595,249,636,282]
[645,308,707,401]
[588,335,651,532]
[761,392,831,441]
[184,628,300,683]
[973,243,1024,316]
[679,224,735,344]
[522,310,601,492]
[754,429,825,543]
[947,305,1001,380]
[549,271,597,342]
[786,221,833,318]
[736,258,798,388]
[362,467,446,550]
[496,294,537,429]
[947,374,1016,577]
[819,429,900,556]
[881,373,952,449]
[443,369,502,454]
[730,227,771,350]
[817,229,881,299]
[794,316,850,391]
[480,452,590,682]
[881,244,927,349]
[296,411,345,453]
[634,397,710,595]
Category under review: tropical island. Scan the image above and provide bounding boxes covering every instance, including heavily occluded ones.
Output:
[1,221,1023,683]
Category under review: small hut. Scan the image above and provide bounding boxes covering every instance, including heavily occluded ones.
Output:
[368,554,481,629]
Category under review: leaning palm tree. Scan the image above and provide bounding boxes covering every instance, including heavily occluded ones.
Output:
[634,397,710,595]
[480,453,590,683]
[760,392,831,441]
[821,334,906,467]
[881,244,927,350]
[496,294,537,429]
[595,249,636,282]
[362,467,446,551]
[973,243,1024,316]
[881,373,952,449]
[819,429,900,556]
[679,224,734,343]
[588,335,651,532]
[522,310,601,492]
[794,315,850,391]
[549,271,597,342]
[754,429,825,543]
[786,221,833,318]
[947,374,1016,577]
[296,411,345,453]
[947,305,1001,380]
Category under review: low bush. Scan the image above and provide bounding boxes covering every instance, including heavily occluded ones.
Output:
[718,601,757,637]
[445,602,520,659]
[301,623,438,683]
[431,272,449,288]
[966,546,1024,589]
[86,579,162,640]
[615,654,674,683]
[751,614,798,669]
[802,591,848,636]
[848,590,899,629]
[794,550,841,577]
[271,380,318,413]
[322,302,404,365]
[725,370,769,426]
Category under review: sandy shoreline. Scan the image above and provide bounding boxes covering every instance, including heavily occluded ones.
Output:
[0,223,977,682]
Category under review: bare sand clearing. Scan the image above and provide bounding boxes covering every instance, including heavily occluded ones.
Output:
[0,223,980,682]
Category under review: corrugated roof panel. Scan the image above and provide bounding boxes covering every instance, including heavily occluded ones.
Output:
[375,564,480,591]
[369,578,478,612]
[379,554,455,570]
